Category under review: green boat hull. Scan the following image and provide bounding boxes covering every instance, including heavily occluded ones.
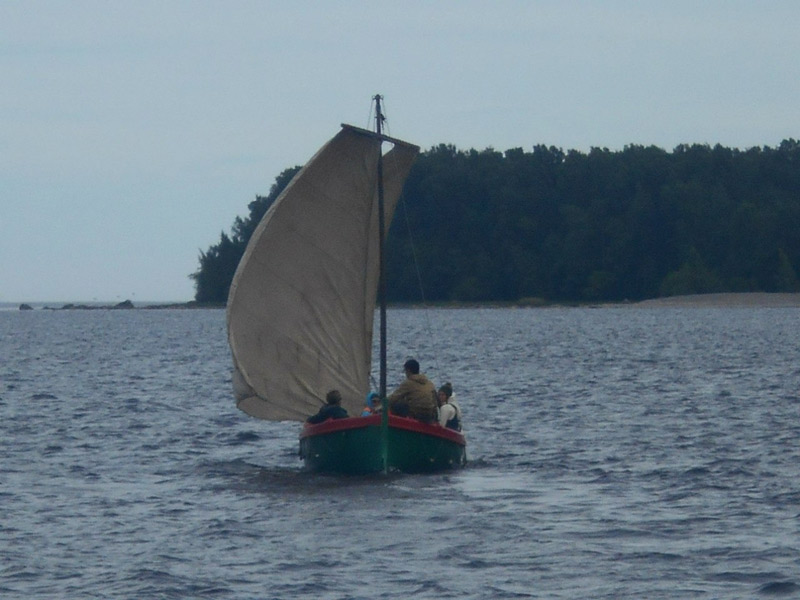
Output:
[299,415,467,475]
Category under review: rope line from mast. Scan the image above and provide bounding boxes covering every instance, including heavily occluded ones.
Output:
[397,192,442,378]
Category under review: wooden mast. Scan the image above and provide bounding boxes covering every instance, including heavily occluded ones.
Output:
[374,94,390,473]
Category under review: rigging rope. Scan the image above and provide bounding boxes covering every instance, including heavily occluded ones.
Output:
[371,98,445,387]
[397,192,441,379]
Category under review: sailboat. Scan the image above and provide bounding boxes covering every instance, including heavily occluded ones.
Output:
[226,96,467,474]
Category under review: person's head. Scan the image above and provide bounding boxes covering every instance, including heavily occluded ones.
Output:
[403,358,420,375]
[437,382,453,405]
[366,391,380,408]
[326,390,342,405]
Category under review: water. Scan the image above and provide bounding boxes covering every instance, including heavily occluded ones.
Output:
[2,306,799,599]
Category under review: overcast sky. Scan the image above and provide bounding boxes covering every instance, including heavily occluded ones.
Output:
[3,1,799,303]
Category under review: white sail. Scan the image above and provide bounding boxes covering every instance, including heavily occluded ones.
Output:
[226,125,419,421]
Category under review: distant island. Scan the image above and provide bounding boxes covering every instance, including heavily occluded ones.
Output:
[190,139,800,306]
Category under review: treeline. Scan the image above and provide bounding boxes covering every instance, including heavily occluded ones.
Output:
[191,139,800,304]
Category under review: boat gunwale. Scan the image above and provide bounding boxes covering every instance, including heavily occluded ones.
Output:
[299,414,466,446]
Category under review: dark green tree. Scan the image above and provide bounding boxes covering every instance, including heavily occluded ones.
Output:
[190,166,300,303]
[193,139,800,305]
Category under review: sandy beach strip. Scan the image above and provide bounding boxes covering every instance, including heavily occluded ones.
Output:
[633,292,800,308]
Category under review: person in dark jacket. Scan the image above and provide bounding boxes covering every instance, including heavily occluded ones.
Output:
[306,389,349,424]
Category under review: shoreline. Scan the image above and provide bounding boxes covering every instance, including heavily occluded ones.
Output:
[394,292,800,309]
[10,292,800,311]
[629,292,800,308]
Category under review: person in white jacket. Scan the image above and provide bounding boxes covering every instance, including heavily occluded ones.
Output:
[437,382,462,431]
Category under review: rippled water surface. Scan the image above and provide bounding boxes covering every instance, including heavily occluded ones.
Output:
[2,306,799,599]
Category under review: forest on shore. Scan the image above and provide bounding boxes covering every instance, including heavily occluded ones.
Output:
[191,139,800,304]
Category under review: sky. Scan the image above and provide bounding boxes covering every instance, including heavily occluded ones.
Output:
[3,1,799,303]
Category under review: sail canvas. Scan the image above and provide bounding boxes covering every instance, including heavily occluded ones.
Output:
[227,125,419,421]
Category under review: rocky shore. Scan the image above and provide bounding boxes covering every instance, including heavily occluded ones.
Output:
[18,300,224,311]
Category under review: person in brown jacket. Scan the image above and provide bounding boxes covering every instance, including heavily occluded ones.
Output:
[388,358,438,423]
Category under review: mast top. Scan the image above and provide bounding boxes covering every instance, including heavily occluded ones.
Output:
[373,94,385,136]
